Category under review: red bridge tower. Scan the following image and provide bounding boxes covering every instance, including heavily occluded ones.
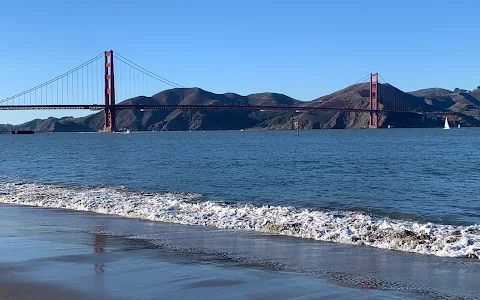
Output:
[103,50,116,132]
[369,73,378,128]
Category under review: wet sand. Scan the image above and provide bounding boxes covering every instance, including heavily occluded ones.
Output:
[0,281,92,299]
[0,204,478,299]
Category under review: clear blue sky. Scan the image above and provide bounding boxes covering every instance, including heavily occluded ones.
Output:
[1,0,479,124]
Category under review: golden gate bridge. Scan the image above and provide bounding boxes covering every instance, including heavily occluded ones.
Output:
[0,50,437,131]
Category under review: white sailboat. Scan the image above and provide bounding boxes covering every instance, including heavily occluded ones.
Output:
[443,118,450,130]
[126,129,130,134]
[458,124,461,128]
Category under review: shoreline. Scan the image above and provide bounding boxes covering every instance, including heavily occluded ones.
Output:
[0,204,478,299]
[2,126,476,133]
[1,181,479,261]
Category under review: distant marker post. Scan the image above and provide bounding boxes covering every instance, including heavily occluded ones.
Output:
[295,121,301,136]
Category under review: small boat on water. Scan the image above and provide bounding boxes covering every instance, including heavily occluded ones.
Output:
[458,124,461,128]
[443,118,450,130]
[125,129,130,134]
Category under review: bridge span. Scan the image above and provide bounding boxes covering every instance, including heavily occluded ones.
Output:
[0,50,446,131]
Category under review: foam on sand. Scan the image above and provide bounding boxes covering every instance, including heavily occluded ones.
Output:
[1,181,479,259]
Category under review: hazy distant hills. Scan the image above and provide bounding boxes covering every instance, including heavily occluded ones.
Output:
[409,87,480,122]
[0,116,95,132]
[2,83,480,132]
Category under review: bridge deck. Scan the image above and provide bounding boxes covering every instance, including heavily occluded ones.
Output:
[0,104,424,114]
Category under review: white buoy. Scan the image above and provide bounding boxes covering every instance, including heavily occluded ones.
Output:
[294,121,301,136]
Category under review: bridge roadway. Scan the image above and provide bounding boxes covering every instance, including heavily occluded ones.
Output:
[0,104,427,114]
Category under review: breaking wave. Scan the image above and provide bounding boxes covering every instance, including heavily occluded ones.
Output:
[0,181,479,259]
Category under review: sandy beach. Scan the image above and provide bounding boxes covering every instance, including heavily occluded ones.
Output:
[0,280,95,300]
[0,204,458,299]
[1,204,479,299]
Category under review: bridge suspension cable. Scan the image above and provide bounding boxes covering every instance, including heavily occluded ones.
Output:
[0,53,105,106]
[377,74,410,112]
[0,51,188,108]
[106,52,187,104]
[313,74,371,111]
[115,52,184,88]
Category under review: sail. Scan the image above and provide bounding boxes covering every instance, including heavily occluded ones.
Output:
[443,118,450,129]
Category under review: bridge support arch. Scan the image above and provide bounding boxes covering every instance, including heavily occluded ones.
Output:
[369,73,378,128]
[103,50,117,132]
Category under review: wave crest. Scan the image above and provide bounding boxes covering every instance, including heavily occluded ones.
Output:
[1,182,479,259]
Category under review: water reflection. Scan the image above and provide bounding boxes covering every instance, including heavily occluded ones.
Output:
[93,227,106,296]
[93,227,105,274]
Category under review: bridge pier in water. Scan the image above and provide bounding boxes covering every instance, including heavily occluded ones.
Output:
[103,50,117,132]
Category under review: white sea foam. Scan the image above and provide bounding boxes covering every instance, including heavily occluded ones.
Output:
[1,181,479,259]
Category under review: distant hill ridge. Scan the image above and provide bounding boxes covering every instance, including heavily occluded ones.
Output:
[2,83,480,132]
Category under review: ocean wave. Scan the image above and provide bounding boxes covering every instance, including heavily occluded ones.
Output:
[0,181,479,259]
